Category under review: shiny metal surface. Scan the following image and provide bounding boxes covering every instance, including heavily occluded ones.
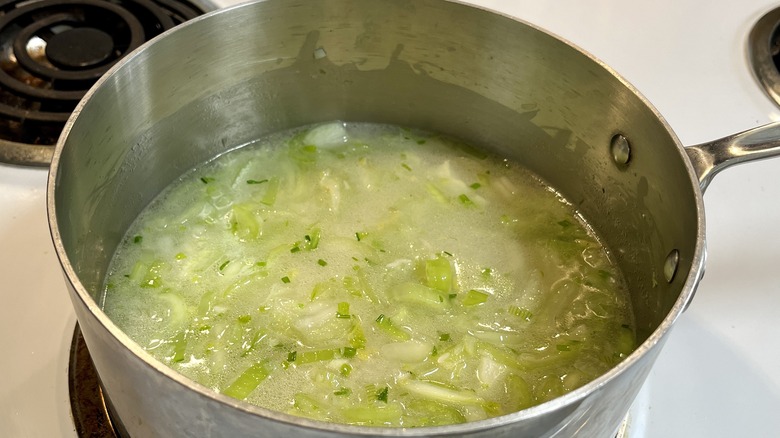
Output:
[686,122,780,191]
[45,0,777,436]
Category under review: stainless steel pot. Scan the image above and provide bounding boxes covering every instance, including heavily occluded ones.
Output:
[46,0,780,436]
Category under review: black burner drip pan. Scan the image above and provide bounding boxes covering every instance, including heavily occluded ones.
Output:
[0,0,213,166]
[69,324,124,437]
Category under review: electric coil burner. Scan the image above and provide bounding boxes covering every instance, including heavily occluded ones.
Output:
[0,0,213,167]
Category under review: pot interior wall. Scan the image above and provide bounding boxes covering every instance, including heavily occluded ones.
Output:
[54,0,697,366]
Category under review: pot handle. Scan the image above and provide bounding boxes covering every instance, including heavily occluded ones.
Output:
[685,121,780,192]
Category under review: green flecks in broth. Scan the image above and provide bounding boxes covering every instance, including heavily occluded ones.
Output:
[102,122,635,427]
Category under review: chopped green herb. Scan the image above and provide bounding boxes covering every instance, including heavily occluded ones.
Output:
[342,346,357,358]
[558,219,574,228]
[509,306,533,321]
[470,182,482,190]
[439,333,451,341]
[376,386,389,403]
[290,246,301,253]
[401,163,412,171]
[281,276,291,284]
[355,231,367,241]
[339,363,353,377]
[246,179,268,184]
[317,259,328,266]
[333,387,352,396]
[256,261,267,267]
[200,176,215,184]
[237,314,252,324]
[458,194,474,206]
[219,260,230,271]
[133,235,143,244]
[287,351,297,362]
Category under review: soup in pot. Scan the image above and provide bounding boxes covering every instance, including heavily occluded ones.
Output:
[102,122,635,426]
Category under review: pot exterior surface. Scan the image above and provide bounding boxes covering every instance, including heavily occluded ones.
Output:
[49,0,703,436]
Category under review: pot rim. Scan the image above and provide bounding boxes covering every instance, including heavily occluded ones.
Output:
[46,0,706,434]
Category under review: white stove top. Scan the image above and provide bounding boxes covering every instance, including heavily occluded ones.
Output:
[2,0,779,436]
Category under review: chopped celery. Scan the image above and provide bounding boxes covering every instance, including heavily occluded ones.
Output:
[476,342,522,370]
[380,340,432,363]
[230,204,260,240]
[615,325,636,357]
[342,273,377,303]
[240,331,267,357]
[305,228,321,249]
[403,399,467,426]
[535,374,565,403]
[340,403,403,425]
[298,348,339,364]
[131,260,166,288]
[401,380,485,406]
[259,177,280,206]
[170,331,187,363]
[462,289,489,306]
[222,361,272,400]
[504,374,536,411]
[375,314,411,341]
[348,318,367,348]
[291,393,329,421]
[336,302,351,319]
[424,255,453,293]
[388,282,449,312]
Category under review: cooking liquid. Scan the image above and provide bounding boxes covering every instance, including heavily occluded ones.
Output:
[102,122,635,426]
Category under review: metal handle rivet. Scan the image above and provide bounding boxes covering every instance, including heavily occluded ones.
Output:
[663,249,680,283]
[611,134,631,166]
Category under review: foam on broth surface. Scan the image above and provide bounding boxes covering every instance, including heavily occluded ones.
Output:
[102,122,635,426]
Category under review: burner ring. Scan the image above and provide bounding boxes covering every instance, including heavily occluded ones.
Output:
[0,0,213,166]
[3,0,147,83]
